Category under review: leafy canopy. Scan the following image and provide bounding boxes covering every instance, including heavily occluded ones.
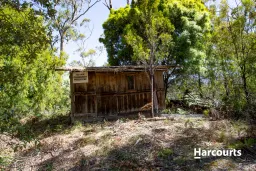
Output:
[100,0,210,67]
[100,0,211,95]
[0,6,66,135]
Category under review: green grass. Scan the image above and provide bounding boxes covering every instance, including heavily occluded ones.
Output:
[228,138,256,149]
[158,148,173,158]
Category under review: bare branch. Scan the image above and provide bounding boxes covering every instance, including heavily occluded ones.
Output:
[72,0,101,23]
[103,0,112,10]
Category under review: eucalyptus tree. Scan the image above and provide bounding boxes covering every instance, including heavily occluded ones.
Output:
[100,0,211,99]
[210,0,256,106]
[125,0,174,116]
[52,0,101,58]
[160,0,211,97]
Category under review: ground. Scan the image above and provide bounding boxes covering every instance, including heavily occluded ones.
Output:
[1,115,256,170]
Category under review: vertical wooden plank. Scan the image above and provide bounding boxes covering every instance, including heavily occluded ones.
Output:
[105,73,109,92]
[128,94,130,112]
[130,94,132,112]
[122,95,125,112]
[141,93,144,108]
[95,72,98,116]
[106,96,110,116]
[87,72,95,92]
[116,95,119,115]
[132,94,135,111]
[108,96,111,115]
[87,96,90,113]
[124,95,127,112]
[85,95,88,114]
[135,94,137,109]
[137,94,139,109]
[70,72,75,123]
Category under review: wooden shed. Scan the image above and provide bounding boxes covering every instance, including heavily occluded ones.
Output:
[57,66,168,122]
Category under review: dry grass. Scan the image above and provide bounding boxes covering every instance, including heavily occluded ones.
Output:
[1,117,255,170]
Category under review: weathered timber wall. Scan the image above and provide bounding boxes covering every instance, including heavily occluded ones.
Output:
[72,71,165,118]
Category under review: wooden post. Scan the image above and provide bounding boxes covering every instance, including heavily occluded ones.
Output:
[151,70,154,117]
[70,71,75,124]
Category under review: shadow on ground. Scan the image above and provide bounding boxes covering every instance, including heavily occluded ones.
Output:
[36,120,256,171]
[20,114,72,139]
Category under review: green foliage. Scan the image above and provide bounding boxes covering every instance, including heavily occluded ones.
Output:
[218,131,226,143]
[205,0,256,116]
[167,0,256,120]
[184,119,193,128]
[228,138,256,149]
[184,92,213,110]
[203,109,210,117]
[158,148,173,158]
[161,108,175,114]
[0,5,69,142]
[0,0,56,18]
[0,156,12,169]
[126,0,174,64]
[113,150,137,162]
[40,162,54,171]
[72,120,84,129]
[101,0,211,98]
[177,108,188,115]
[99,7,135,65]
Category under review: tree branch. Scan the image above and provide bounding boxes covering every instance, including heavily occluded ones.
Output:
[72,0,101,23]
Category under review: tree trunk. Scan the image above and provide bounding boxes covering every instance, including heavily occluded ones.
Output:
[154,88,159,114]
[109,0,112,9]
[151,71,154,117]
[127,0,130,5]
[241,65,249,103]
[198,72,203,98]
[223,76,230,98]
[60,35,64,58]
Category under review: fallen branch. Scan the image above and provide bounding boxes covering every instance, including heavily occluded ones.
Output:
[145,117,175,121]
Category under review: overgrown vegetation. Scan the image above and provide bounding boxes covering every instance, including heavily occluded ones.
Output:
[100,0,256,121]
[1,118,255,170]
[0,0,256,170]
